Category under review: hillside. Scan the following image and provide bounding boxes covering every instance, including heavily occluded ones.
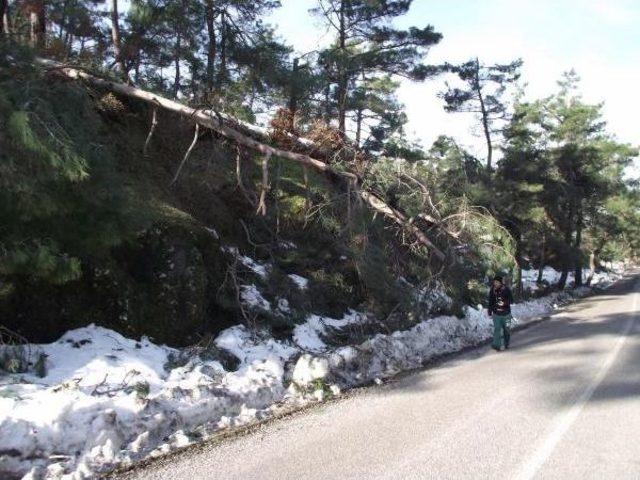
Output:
[1,50,477,348]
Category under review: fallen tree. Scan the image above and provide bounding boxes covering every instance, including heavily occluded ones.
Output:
[37,58,446,261]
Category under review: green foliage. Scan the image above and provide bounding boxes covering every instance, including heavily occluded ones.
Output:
[313,0,442,139]
[0,46,147,292]
[440,57,522,168]
[497,71,638,288]
[132,380,150,399]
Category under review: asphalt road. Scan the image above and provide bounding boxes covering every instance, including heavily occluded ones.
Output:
[120,274,640,480]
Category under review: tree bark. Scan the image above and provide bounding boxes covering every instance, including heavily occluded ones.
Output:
[205,0,217,93]
[28,0,46,48]
[287,58,300,131]
[573,204,583,287]
[514,231,524,299]
[1,0,9,35]
[58,0,68,39]
[110,0,127,78]
[557,267,568,290]
[473,59,493,171]
[323,79,332,122]
[586,251,596,286]
[216,11,227,88]
[337,0,348,137]
[536,231,546,284]
[556,228,573,290]
[173,32,181,98]
[40,59,446,261]
[355,107,363,148]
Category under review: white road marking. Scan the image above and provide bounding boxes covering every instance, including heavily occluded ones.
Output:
[513,290,638,480]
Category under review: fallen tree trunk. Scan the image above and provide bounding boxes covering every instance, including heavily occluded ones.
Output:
[38,58,445,261]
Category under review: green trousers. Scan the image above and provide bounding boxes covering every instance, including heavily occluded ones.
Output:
[492,314,511,349]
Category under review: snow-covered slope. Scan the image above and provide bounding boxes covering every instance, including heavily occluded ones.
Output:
[0,265,625,479]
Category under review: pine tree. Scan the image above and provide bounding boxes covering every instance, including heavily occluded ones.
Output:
[501,71,637,289]
[440,57,522,170]
[313,0,442,139]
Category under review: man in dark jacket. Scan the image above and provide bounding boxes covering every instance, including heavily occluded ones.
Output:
[488,275,513,351]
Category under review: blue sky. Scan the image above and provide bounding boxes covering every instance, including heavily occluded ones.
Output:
[267,0,640,156]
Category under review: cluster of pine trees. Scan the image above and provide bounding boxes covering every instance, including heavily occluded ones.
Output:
[0,0,638,300]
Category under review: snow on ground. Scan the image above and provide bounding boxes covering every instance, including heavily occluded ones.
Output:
[221,246,269,279]
[0,266,626,479]
[292,311,365,353]
[521,266,624,291]
[240,284,271,311]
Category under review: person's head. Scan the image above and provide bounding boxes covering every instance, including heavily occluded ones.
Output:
[492,275,503,289]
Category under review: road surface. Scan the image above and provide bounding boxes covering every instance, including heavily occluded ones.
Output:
[119,274,640,480]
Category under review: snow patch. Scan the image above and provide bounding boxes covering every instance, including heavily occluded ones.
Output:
[222,246,270,279]
[291,355,330,387]
[293,311,365,353]
[240,284,271,311]
[288,274,309,290]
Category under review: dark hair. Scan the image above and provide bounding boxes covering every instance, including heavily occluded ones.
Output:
[493,275,503,283]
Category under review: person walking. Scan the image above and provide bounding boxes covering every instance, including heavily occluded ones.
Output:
[488,275,513,351]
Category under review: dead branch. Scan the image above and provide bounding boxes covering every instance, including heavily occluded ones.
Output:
[235,145,257,206]
[359,191,445,261]
[143,107,158,157]
[170,123,200,186]
[256,152,271,216]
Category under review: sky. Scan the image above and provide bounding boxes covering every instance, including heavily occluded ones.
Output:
[266,0,640,158]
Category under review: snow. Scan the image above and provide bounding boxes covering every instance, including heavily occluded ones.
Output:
[214,325,297,366]
[0,324,296,479]
[0,266,626,478]
[221,247,269,279]
[291,355,330,387]
[288,274,309,290]
[293,311,364,353]
[521,266,624,291]
[240,284,271,311]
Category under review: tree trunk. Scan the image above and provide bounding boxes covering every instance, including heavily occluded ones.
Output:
[39,58,447,261]
[173,32,181,98]
[58,0,68,39]
[216,11,227,88]
[585,251,596,286]
[287,58,300,131]
[573,205,583,287]
[110,0,127,78]
[0,0,8,35]
[556,229,573,290]
[536,231,546,284]
[557,267,568,290]
[28,0,46,48]
[355,107,363,148]
[323,80,331,122]
[204,0,216,93]
[473,59,493,171]
[514,231,524,299]
[586,238,606,286]
[337,0,348,137]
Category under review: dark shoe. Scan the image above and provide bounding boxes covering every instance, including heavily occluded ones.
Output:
[504,344,509,350]
[491,345,501,352]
